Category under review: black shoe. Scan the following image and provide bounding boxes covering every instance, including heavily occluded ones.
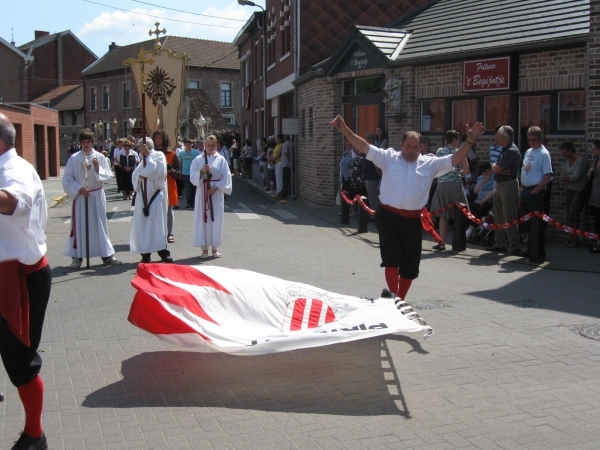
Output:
[173,206,179,210]
[140,255,151,263]
[485,245,508,252]
[185,205,193,209]
[510,248,522,256]
[381,288,394,298]
[11,432,48,450]
[161,256,174,263]
[520,250,530,257]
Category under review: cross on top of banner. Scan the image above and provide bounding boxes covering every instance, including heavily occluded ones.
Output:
[149,22,166,51]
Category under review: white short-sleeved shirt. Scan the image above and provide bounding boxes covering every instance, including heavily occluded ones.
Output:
[366,145,454,210]
[520,145,552,187]
[113,147,125,165]
[0,149,48,265]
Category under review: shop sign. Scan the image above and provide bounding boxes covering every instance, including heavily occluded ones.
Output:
[463,57,510,92]
[338,45,383,73]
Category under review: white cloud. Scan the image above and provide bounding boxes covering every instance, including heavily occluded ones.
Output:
[78,3,253,55]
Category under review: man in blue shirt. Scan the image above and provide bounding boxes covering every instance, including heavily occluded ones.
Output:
[519,126,553,256]
[178,138,201,209]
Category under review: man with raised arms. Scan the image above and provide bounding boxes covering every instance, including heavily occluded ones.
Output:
[330,115,483,301]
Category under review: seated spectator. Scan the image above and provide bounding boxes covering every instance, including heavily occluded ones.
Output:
[559,140,588,247]
[466,162,495,241]
[421,136,433,155]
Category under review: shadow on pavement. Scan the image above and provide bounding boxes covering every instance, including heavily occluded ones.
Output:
[83,337,418,417]
[466,269,600,319]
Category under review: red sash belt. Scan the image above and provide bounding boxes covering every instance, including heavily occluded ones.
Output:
[70,186,102,249]
[380,203,443,244]
[0,255,48,346]
[203,178,221,223]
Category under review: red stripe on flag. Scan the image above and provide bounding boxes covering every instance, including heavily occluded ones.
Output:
[137,263,231,294]
[132,264,220,325]
[325,307,335,323]
[128,290,211,340]
[308,300,323,329]
[290,298,306,331]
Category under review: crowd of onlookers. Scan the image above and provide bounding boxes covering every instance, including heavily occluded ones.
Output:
[340,125,600,254]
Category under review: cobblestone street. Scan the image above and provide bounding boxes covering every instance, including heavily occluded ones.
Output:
[1,175,600,449]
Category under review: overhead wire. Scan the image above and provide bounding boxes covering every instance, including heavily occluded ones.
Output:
[83,0,243,29]
[132,0,248,22]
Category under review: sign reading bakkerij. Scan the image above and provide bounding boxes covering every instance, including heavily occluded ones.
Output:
[463,57,510,92]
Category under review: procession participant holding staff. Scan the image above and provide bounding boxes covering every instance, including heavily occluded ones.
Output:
[153,129,180,242]
[130,137,173,263]
[330,115,483,300]
[191,135,232,258]
[0,113,52,450]
[63,128,122,269]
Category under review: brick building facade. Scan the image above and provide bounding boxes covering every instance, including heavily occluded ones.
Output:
[234,0,429,161]
[292,0,595,236]
[82,37,240,143]
[0,102,60,179]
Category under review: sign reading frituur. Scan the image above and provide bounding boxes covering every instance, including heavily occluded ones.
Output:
[463,57,510,92]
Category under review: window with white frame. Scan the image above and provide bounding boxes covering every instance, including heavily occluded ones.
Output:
[187,80,201,89]
[223,114,235,125]
[221,82,232,107]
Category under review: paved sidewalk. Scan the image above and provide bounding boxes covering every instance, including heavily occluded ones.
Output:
[237,177,600,275]
[42,167,68,209]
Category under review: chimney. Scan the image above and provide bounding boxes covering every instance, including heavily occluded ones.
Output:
[35,31,50,40]
[109,42,118,52]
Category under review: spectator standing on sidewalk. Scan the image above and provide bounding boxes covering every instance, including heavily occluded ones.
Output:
[113,138,125,194]
[363,133,382,212]
[586,141,600,253]
[518,126,553,257]
[331,114,483,301]
[429,130,471,251]
[62,128,122,268]
[0,113,52,450]
[179,138,200,209]
[278,136,292,199]
[486,125,522,255]
[559,140,588,247]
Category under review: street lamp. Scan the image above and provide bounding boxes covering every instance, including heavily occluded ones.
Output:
[238,0,267,140]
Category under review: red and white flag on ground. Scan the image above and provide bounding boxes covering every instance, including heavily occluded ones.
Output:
[128,264,432,355]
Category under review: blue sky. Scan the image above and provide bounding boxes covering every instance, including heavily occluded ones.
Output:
[3,0,265,58]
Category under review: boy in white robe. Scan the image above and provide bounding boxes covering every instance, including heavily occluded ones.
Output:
[130,137,173,263]
[63,128,122,268]
[191,135,232,258]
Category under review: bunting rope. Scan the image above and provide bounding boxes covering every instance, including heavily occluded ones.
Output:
[339,190,600,241]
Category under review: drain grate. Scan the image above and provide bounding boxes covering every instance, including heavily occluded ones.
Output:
[411,301,447,310]
[509,299,542,308]
[570,325,600,341]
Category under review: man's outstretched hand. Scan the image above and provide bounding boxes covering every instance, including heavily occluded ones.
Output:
[330,115,347,132]
[466,122,484,142]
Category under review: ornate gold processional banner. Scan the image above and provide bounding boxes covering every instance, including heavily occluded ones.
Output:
[125,25,189,145]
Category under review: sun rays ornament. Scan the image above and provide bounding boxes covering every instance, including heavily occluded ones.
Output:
[124,23,189,138]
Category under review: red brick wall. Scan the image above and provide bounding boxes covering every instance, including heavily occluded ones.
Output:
[26,33,97,101]
[0,46,26,102]
[0,103,59,179]
[296,77,342,206]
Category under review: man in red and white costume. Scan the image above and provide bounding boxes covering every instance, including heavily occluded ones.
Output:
[331,115,483,301]
[0,113,51,450]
